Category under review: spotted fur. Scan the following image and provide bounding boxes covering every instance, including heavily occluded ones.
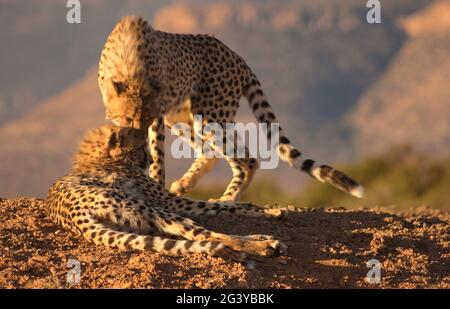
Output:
[45,125,286,259]
[98,16,364,201]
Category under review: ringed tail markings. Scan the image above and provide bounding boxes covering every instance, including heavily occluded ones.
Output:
[243,73,365,198]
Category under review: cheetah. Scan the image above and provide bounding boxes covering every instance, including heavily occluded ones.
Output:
[45,124,286,259]
[98,15,365,201]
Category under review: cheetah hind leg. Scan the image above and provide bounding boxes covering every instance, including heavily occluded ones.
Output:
[152,210,287,257]
[87,206,283,259]
[76,215,247,261]
[207,129,259,202]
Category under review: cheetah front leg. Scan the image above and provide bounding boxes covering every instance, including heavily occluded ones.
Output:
[169,155,219,196]
[165,101,220,196]
[148,116,165,186]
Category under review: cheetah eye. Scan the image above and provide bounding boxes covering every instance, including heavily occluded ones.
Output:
[113,81,126,95]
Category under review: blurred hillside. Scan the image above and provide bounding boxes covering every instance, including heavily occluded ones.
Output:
[351,0,450,157]
[190,146,450,210]
[2,0,449,200]
[298,146,450,210]
[0,69,105,197]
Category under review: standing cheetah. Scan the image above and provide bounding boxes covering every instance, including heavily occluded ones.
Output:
[45,124,286,259]
[98,16,365,201]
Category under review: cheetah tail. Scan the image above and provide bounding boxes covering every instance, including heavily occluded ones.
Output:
[243,75,365,198]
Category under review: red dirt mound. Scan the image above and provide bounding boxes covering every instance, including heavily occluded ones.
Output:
[0,198,448,288]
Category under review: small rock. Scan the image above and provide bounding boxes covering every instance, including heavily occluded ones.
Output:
[30,255,49,264]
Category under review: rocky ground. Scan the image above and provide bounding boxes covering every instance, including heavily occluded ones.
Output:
[0,198,448,288]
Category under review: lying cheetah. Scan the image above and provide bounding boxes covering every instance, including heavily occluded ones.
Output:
[98,16,365,201]
[45,124,286,259]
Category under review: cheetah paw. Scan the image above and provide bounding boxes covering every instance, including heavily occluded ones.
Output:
[169,178,193,196]
[242,239,288,257]
[246,234,276,241]
[260,239,288,257]
[213,246,248,262]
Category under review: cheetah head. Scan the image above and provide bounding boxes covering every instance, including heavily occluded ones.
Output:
[74,125,151,171]
[104,78,161,130]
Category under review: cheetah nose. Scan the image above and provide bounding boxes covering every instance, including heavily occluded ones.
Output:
[126,117,133,126]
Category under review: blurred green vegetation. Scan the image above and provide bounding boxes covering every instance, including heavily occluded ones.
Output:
[188,145,450,210]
